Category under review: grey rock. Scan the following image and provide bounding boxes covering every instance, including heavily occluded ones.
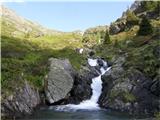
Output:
[130,1,141,12]
[99,55,159,116]
[1,81,41,119]
[150,76,160,96]
[109,20,126,35]
[45,58,74,104]
[97,58,104,67]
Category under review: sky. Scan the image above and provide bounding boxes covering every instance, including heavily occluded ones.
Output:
[3,0,134,32]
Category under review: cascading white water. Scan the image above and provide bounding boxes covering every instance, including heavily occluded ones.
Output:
[55,58,111,111]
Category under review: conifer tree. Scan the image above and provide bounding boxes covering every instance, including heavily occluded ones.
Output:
[104,30,110,44]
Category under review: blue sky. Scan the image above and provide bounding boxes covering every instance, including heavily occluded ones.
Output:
[4,1,134,32]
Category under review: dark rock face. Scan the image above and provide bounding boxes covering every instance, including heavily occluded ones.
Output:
[65,73,92,104]
[62,64,101,104]
[45,58,74,104]
[1,82,41,119]
[98,56,160,116]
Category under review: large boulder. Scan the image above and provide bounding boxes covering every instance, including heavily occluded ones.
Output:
[1,81,41,119]
[45,58,74,104]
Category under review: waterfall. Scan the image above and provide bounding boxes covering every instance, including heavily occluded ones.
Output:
[55,58,111,111]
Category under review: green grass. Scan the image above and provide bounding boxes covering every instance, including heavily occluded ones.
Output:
[30,33,83,50]
[1,34,85,100]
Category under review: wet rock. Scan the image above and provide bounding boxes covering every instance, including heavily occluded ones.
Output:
[67,73,92,104]
[150,76,160,96]
[97,59,104,67]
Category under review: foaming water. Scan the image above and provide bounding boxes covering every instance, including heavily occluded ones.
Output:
[88,58,98,66]
[55,58,110,111]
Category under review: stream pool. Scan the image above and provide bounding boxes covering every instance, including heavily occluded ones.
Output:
[22,106,153,120]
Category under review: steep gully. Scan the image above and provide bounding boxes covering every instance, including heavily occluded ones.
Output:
[55,58,111,111]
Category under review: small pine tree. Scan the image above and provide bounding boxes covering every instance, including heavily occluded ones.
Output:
[104,30,110,44]
[138,17,153,35]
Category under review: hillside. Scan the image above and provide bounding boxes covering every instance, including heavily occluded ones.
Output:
[1,5,85,101]
[0,5,63,37]
[94,1,160,118]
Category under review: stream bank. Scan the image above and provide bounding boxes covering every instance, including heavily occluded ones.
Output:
[2,55,159,119]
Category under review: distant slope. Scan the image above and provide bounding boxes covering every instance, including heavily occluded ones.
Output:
[0,5,63,37]
[1,5,83,49]
[1,5,85,101]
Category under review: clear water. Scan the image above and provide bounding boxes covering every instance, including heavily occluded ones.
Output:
[23,106,151,120]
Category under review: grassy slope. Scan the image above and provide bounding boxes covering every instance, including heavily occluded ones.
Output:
[1,17,86,100]
[94,19,160,105]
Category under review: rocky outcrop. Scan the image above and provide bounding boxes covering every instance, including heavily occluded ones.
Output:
[98,56,125,106]
[1,81,41,119]
[130,1,141,12]
[109,19,126,35]
[45,58,74,104]
[65,70,93,104]
[98,56,160,116]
